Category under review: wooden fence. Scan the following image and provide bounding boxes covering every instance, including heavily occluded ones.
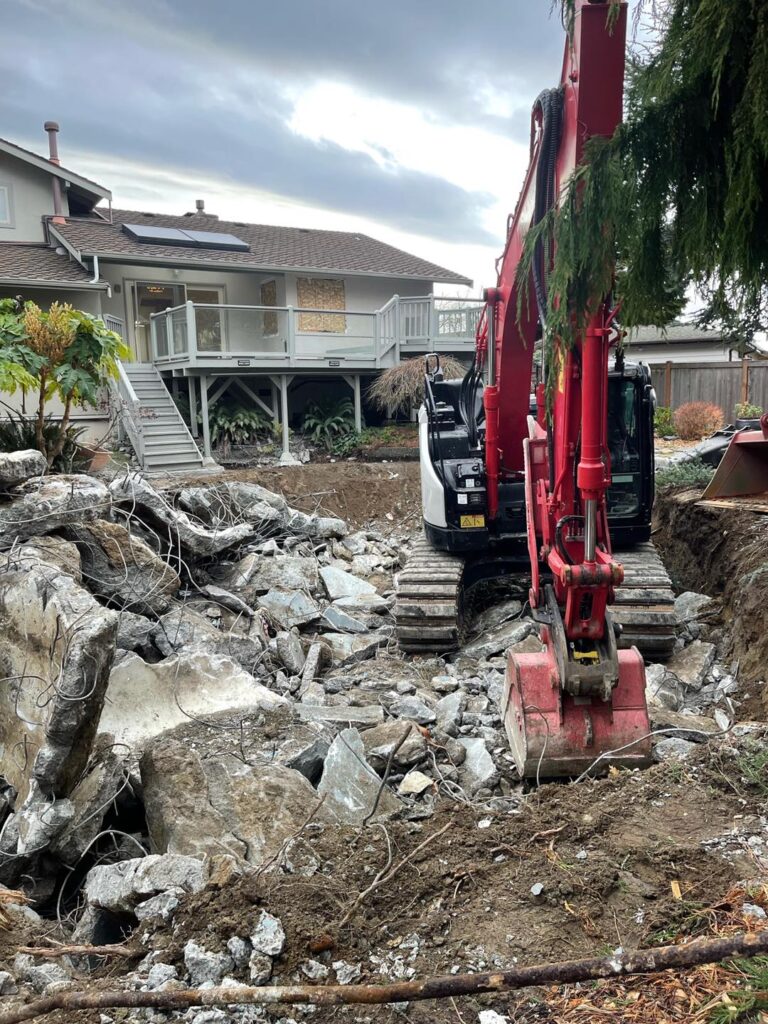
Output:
[649,359,768,415]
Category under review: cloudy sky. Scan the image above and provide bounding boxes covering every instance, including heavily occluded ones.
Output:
[5,0,569,289]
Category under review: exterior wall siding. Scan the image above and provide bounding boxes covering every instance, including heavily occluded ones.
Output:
[0,153,68,241]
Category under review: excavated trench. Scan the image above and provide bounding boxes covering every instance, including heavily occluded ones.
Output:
[654,487,768,721]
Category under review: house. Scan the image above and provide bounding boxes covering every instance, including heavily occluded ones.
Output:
[626,323,761,365]
[0,124,479,470]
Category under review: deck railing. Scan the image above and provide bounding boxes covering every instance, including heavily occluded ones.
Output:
[150,295,482,368]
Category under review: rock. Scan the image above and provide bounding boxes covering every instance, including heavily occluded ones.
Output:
[0,971,18,995]
[322,630,391,666]
[15,790,74,855]
[461,620,537,660]
[199,585,254,618]
[146,963,178,989]
[652,737,698,761]
[14,958,71,994]
[470,599,524,635]
[0,564,118,805]
[135,889,183,922]
[0,449,47,489]
[223,553,319,598]
[248,952,273,984]
[152,607,264,674]
[300,641,328,686]
[333,960,362,985]
[115,610,156,655]
[226,937,251,967]
[68,519,180,615]
[300,960,329,981]
[333,593,390,615]
[398,770,434,796]
[250,911,285,955]
[361,721,428,771]
[320,605,369,634]
[184,941,234,986]
[458,738,499,795]
[110,474,254,556]
[436,691,467,736]
[258,589,321,630]
[666,640,716,692]
[10,535,82,580]
[0,475,110,544]
[648,709,719,742]
[141,737,335,865]
[318,728,403,822]
[644,663,685,712]
[295,704,385,728]
[85,854,206,913]
[674,591,713,622]
[320,566,377,600]
[50,750,126,864]
[100,651,287,753]
[389,696,436,726]
[276,632,305,675]
[286,509,347,539]
[431,674,459,694]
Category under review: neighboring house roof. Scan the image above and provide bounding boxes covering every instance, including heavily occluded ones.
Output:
[51,208,472,285]
[0,242,105,288]
[0,138,111,207]
[630,323,729,345]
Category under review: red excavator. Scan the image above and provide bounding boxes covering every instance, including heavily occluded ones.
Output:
[396,0,666,777]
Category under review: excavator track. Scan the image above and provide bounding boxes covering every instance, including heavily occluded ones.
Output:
[395,536,678,660]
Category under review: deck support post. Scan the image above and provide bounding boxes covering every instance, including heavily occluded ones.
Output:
[188,377,199,437]
[200,374,212,460]
[343,374,363,432]
[270,374,293,455]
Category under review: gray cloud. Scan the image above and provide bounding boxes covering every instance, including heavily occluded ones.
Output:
[3,0,565,244]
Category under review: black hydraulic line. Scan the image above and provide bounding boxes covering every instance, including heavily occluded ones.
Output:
[554,514,583,566]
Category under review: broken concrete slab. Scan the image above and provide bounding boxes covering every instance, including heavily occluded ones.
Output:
[276,631,305,675]
[99,651,288,754]
[115,610,156,655]
[84,853,206,914]
[0,564,118,804]
[152,607,264,674]
[389,695,436,725]
[223,553,319,598]
[666,640,716,692]
[320,566,377,601]
[0,449,47,490]
[141,737,336,865]
[645,663,685,712]
[110,474,254,557]
[361,720,427,772]
[257,589,321,630]
[322,630,392,666]
[286,509,347,540]
[50,749,126,865]
[0,475,110,545]
[295,704,385,728]
[318,728,402,823]
[69,519,180,616]
[333,593,391,615]
[179,483,285,531]
[458,738,499,795]
[199,585,254,619]
[9,535,82,580]
[461,619,537,660]
[435,690,467,737]
[320,605,369,634]
[652,737,698,761]
[674,591,714,622]
[398,770,434,796]
[648,708,719,742]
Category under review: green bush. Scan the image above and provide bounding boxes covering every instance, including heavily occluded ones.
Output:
[735,401,762,419]
[0,413,88,473]
[654,405,675,436]
[302,398,355,451]
[209,403,275,455]
[656,458,714,491]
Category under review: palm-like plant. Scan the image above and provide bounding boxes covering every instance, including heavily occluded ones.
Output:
[301,398,355,451]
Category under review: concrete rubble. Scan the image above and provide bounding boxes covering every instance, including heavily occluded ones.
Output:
[0,466,756,1020]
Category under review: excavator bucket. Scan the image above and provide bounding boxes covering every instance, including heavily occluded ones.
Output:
[501,642,652,779]
[700,417,768,511]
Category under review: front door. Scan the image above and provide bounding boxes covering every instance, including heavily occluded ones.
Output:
[132,282,185,362]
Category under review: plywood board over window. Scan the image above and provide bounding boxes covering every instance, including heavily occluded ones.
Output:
[297,278,346,333]
[260,279,278,336]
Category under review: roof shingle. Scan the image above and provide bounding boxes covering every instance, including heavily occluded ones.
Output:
[52,208,472,285]
[0,243,99,286]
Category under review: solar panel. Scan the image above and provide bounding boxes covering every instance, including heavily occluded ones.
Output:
[122,223,250,252]
[182,230,250,252]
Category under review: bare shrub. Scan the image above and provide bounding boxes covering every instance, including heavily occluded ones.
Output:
[369,356,467,415]
[673,401,725,440]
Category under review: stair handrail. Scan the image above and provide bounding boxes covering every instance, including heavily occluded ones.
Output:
[110,361,144,462]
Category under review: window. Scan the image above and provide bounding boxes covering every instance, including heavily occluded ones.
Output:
[187,287,225,352]
[0,185,13,228]
[297,277,346,333]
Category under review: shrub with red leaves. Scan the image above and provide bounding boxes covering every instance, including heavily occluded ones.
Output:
[673,401,725,440]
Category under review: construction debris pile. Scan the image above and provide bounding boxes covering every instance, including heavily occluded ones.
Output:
[0,456,765,1023]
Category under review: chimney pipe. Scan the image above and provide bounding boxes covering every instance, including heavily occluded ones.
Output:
[195,199,205,213]
[44,121,66,224]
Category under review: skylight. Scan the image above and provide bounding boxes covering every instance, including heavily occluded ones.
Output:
[122,224,250,252]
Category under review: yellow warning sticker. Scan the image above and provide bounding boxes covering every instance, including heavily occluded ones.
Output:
[460,514,486,529]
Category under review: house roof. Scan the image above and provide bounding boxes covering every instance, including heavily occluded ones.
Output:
[629,323,727,345]
[0,138,111,207]
[0,242,105,288]
[50,208,472,285]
